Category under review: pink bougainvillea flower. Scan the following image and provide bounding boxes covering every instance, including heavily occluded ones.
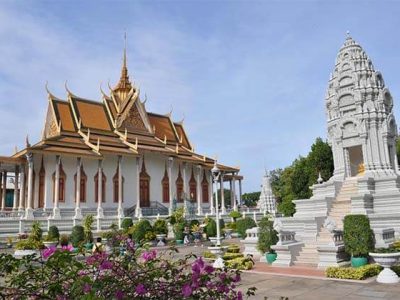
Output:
[61,245,74,252]
[42,246,57,259]
[135,283,147,295]
[204,265,214,274]
[233,273,241,282]
[141,250,157,262]
[182,283,193,297]
[237,291,243,300]
[115,290,124,300]
[83,283,92,293]
[100,260,113,270]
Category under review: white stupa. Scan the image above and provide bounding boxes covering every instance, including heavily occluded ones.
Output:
[257,171,276,215]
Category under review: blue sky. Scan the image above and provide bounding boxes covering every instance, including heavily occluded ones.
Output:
[0,1,399,192]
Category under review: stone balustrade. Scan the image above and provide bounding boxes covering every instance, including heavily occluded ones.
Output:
[374,228,395,248]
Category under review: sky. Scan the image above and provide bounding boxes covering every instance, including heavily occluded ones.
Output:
[0,0,400,193]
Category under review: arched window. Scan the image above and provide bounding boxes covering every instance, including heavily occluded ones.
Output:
[189,168,196,201]
[74,164,87,203]
[94,171,106,203]
[52,160,66,203]
[176,166,183,202]
[202,170,209,203]
[113,165,124,203]
[38,157,45,208]
[161,165,169,203]
[140,159,150,207]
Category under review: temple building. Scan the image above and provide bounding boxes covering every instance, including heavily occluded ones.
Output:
[273,34,400,268]
[0,47,243,223]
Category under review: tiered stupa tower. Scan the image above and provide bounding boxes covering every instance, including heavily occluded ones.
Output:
[272,34,400,268]
[257,171,276,215]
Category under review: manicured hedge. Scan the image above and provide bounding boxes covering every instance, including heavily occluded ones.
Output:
[70,225,85,247]
[48,226,60,241]
[343,214,374,257]
[225,257,254,270]
[121,218,133,231]
[236,217,256,238]
[325,264,381,280]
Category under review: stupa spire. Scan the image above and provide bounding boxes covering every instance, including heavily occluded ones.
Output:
[114,32,132,93]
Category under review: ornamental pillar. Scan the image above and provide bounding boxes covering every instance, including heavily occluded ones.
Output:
[117,155,124,218]
[0,171,5,211]
[168,157,174,216]
[182,162,188,214]
[13,166,19,211]
[18,165,25,212]
[220,173,226,214]
[74,158,83,220]
[25,153,34,219]
[53,156,61,219]
[196,165,202,215]
[97,159,104,219]
[209,171,215,214]
[232,173,237,211]
[239,179,243,206]
[135,156,142,217]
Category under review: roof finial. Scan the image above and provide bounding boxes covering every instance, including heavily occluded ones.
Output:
[346,30,350,37]
[113,31,132,93]
[124,30,127,71]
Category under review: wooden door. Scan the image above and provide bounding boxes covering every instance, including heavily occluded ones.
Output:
[140,178,150,207]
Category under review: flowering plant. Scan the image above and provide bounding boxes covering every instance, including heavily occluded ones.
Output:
[0,235,256,299]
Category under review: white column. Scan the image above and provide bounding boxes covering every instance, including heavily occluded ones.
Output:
[214,173,221,247]
[232,173,237,211]
[13,166,19,211]
[239,179,243,206]
[52,156,61,219]
[74,158,83,219]
[1,171,5,211]
[209,171,215,214]
[135,156,142,217]
[168,157,174,215]
[117,155,124,218]
[196,165,202,215]
[220,173,226,214]
[25,153,34,219]
[97,159,104,218]
[183,162,188,214]
[18,165,25,212]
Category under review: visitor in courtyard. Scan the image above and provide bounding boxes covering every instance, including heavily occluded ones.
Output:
[92,237,104,254]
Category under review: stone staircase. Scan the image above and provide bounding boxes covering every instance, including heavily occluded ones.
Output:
[294,177,358,266]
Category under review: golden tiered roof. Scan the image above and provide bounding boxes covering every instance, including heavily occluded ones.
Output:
[13,51,238,172]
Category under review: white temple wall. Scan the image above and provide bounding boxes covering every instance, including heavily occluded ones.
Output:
[143,152,165,204]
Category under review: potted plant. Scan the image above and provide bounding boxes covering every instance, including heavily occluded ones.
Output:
[154,219,168,246]
[6,237,13,248]
[100,231,113,244]
[131,220,153,244]
[70,225,85,248]
[14,239,44,257]
[144,231,156,246]
[369,247,400,283]
[60,234,69,247]
[343,214,374,268]
[43,235,58,248]
[174,222,185,244]
[83,215,94,250]
[257,217,279,264]
[48,226,60,242]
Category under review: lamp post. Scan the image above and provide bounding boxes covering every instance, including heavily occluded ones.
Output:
[209,160,227,268]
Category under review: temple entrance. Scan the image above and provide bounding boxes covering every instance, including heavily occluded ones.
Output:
[348,145,364,177]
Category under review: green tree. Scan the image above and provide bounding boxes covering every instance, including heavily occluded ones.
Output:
[242,192,260,207]
[307,137,334,185]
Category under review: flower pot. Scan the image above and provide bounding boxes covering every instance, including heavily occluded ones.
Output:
[14,249,39,258]
[351,256,368,268]
[43,241,58,248]
[84,242,93,250]
[370,252,400,283]
[176,240,184,245]
[156,234,166,246]
[223,228,233,239]
[209,237,223,245]
[266,252,277,264]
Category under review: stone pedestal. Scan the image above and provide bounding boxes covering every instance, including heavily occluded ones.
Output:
[240,227,262,260]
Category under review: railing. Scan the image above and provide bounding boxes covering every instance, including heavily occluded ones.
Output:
[333,230,344,245]
[277,231,296,245]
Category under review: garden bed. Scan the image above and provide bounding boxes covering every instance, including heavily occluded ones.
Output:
[326,264,400,280]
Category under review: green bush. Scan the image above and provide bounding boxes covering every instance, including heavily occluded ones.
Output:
[60,234,69,247]
[227,244,240,253]
[205,218,217,237]
[15,239,44,250]
[153,219,168,235]
[132,220,153,242]
[121,218,133,231]
[48,226,60,241]
[223,253,244,261]
[169,207,185,225]
[83,215,94,243]
[229,210,242,221]
[257,217,278,254]
[202,251,216,259]
[343,215,374,257]
[393,240,400,251]
[30,221,43,242]
[326,264,381,280]
[225,257,254,270]
[70,225,85,247]
[236,217,256,238]
[226,222,237,231]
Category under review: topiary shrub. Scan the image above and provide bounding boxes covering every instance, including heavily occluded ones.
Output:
[121,218,133,231]
[257,217,278,254]
[70,225,85,247]
[343,214,374,257]
[236,217,256,238]
[132,220,153,242]
[83,215,94,243]
[173,222,185,240]
[229,210,242,222]
[30,221,43,242]
[48,226,60,241]
[205,218,217,238]
[153,219,168,235]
